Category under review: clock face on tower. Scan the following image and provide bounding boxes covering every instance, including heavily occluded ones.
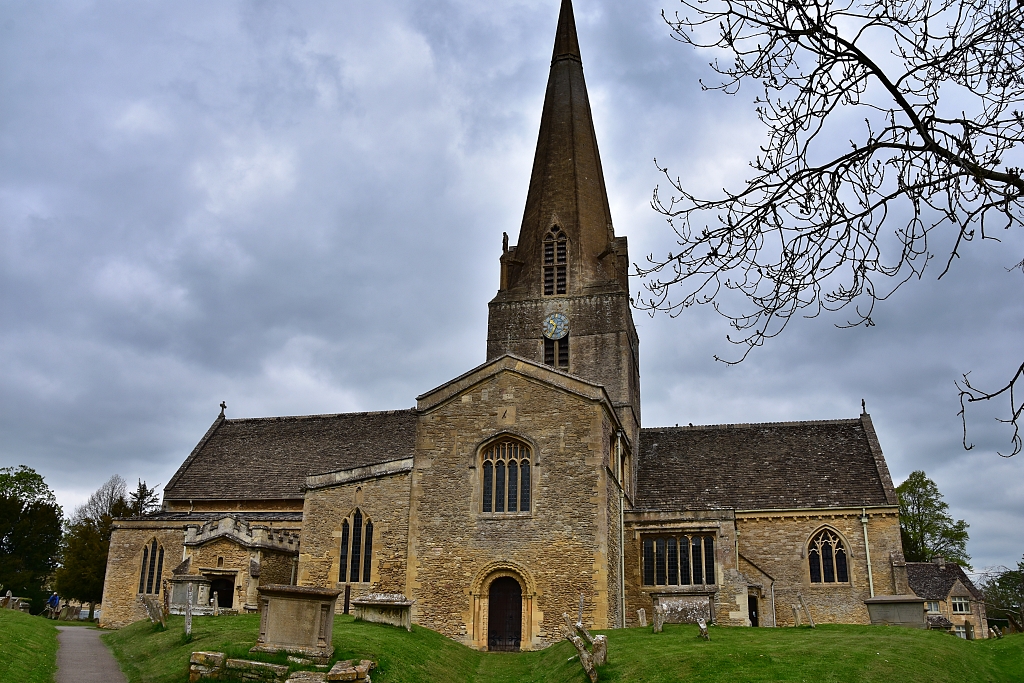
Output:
[542,313,569,340]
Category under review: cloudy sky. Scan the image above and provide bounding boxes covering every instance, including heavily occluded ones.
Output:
[2,0,1021,572]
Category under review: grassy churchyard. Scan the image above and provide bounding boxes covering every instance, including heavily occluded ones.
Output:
[0,608,59,683]
[101,613,1024,683]
[3,609,1023,682]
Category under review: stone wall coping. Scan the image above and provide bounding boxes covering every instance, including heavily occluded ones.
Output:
[734,505,899,517]
[864,595,926,603]
[625,509,734,522]
[305,458,414,491]
[257,584,342,599]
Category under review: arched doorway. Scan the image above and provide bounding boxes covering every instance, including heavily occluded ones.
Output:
[487,576,522,651]
[209,578,234,608]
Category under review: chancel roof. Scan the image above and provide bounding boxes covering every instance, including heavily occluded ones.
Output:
[635,416,897,510]
[164,409,417,501]
[907,562,982,600]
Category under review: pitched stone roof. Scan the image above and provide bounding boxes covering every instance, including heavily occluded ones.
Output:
[164,410,417,501]
[907,561,982,600]
[635,415,897,510]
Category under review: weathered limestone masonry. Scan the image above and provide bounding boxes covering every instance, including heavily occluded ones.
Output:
[299,459,414,601]
[735,508,902,626]
[407,356,624,650]
[101,523,182,628]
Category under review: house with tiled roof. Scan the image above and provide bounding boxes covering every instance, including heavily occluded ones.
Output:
[908,558,989,638]
[99,0,914,648]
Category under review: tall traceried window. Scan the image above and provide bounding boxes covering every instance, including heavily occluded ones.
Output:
[138,539,164,595]
[642,534,715,586]
[338,508,374,583]
[482,439,531,513]
[543,227,567,295]
[808,529,849,583]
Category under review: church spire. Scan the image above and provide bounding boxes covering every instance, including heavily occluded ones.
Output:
[500,0,625,297]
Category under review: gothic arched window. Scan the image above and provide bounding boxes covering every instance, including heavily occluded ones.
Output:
[339,509,374,583]
[808,529,849,583]
[543,227,567,295]
[482,439,531,513]
[138,539,164,595]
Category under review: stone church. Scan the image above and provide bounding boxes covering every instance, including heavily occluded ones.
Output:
[101,0,910,649]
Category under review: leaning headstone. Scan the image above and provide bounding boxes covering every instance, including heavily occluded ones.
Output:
[797,594,816,628]
[560,613,598,683]
[636,608,647,627]
[185,582,193,637]
[697,618,710,641]
[142,596,166,628]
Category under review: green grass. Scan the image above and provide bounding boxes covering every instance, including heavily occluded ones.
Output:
[102,615,1024,683]
[0,608,59,683]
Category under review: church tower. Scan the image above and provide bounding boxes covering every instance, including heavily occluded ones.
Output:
[487,0,640,443]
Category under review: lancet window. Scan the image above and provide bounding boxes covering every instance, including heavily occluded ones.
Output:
[543,227,567,295]
[138,539,164,595]
[642,533,715,587]
[482,439,531,513]
[544,334,569,369]
[338,508,374,583]
[808,529,849,583]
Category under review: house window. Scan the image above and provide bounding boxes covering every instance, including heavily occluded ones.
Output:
[926,601,941,614]
[482,439,531,513]
[808,529,849,583]
[953,625,968,639]
[544,335,569,369]
[951,597,971,614]
[338,509,373,583]
[138,539,164,595]
[642,534,715,586]
[543,227,567,295]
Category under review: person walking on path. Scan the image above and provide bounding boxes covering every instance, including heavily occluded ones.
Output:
[55,625,127,683]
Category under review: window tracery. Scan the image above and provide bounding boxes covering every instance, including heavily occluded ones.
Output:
[339,508,374,583]
[642,533,715,586]
[482,439,531,513]
[138,539,164,595]
[808,529,849,583]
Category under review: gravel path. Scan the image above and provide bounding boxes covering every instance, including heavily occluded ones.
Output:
[55,626,127,683]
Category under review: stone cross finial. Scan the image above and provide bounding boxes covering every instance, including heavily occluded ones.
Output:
[502,232,509,253]
[219,401,227,417]
[861,398,866,414]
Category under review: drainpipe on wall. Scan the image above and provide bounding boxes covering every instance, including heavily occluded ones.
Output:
[616,431,626,628]
[861,508,875,598]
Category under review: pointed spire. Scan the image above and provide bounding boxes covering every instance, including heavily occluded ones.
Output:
[552,0,581,62]
[504,0,621,296]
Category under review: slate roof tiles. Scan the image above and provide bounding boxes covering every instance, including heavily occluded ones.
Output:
[907,561,982,600]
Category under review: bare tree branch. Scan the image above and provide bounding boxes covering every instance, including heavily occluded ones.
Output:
[639,0,1024,455]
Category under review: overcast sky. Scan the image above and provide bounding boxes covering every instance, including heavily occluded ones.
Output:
[2,0,1021,572]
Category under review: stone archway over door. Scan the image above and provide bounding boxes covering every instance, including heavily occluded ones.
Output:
[488,576,522,651]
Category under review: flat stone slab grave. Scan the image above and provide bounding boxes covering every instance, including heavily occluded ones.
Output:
[56,626,127,683]
[251,584,341,663]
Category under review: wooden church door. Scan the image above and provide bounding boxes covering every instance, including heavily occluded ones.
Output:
[487,577,522,651]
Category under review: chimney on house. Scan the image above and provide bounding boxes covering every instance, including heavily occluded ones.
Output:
[932,556,946,569]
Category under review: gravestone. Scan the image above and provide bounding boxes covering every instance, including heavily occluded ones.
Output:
[351,593,414,631]
[251,584,340,664]
[636,608,647,627]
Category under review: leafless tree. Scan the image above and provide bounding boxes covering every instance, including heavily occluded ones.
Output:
[72,474,127,524]
[638,0,1024,455]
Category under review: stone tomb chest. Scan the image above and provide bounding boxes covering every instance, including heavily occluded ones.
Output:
[251,584,340,662]
[351,593,415,632]
[651,592,715,624]
[168,575,213,616]
[864,595,927,628]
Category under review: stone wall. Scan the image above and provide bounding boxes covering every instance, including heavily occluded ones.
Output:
[100,524,184,628]
[409,366,621,650]
[298,469,413,605]
[735,507,903,626]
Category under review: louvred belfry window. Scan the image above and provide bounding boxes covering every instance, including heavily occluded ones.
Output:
[808,529,849,583]
[642,533,715,587]
[138,539,164,595]
[482,439,531,513]
[543,227,567,295]
[338,509,374,583]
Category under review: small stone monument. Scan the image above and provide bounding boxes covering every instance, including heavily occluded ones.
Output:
[250,584,340,664]
[351,592,414,631]
[636,608,647,627]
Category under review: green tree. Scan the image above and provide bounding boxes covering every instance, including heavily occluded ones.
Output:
[53,475,132,618]
[0,466,62,614]
[127,479,161,517]
[979,555,1024,632]
[896,470,971,567]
